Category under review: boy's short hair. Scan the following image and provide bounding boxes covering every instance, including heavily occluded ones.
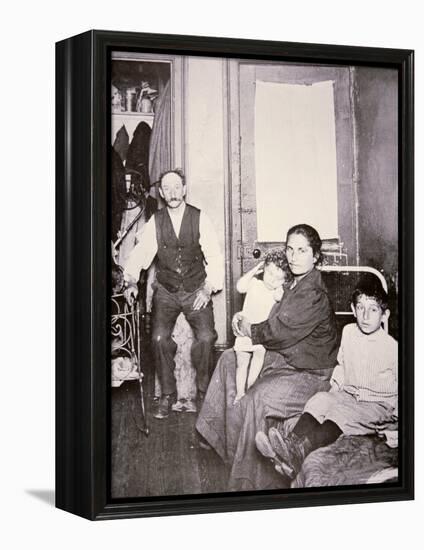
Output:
[264,249,294,285]
[351,277,389,311]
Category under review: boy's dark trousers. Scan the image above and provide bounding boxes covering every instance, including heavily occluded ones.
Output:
[294,412,343,450]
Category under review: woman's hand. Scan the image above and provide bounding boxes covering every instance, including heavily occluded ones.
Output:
[232,312,244,337]
[232,312,252,338]
[273,286,284,302]
[239,316,252,338]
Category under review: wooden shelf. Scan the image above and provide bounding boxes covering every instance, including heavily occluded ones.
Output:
[112,111,154,116]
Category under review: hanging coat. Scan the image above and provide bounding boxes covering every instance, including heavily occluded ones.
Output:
[113,124,130,163]
[126,121,152,188]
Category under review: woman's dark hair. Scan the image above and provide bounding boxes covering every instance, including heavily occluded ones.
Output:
[286,224,323,265]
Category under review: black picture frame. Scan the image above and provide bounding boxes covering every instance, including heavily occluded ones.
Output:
[56,29,414,520]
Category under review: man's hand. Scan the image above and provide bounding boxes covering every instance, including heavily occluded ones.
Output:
[124,282,138,307]
[193,286,212,310]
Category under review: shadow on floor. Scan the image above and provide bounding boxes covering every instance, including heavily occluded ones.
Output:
[25,489,55,507]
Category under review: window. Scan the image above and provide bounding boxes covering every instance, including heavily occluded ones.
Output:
[254,80,339,241]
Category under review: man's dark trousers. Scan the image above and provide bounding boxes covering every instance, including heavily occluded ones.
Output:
[151,282,217,396]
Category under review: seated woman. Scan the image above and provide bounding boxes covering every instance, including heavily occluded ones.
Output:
[195,224,338,491]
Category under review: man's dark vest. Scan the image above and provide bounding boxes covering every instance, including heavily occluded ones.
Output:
[155,204,206,293]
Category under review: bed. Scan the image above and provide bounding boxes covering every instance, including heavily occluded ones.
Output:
[292,434,398,487]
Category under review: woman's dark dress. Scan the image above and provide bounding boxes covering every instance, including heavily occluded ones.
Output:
[196,268,338,491]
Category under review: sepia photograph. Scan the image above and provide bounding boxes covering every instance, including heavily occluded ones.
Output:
[109,50,401,498]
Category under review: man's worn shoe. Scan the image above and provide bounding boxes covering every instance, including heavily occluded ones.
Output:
[153,394,174,419]
[184,399,197,413]
[171,399,186,412]
[268,427,312,478]
[171,398,197,413]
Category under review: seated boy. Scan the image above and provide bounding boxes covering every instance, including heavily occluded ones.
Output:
[255,278,398,479]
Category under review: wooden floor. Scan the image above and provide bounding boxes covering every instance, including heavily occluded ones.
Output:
[111,347,229,499]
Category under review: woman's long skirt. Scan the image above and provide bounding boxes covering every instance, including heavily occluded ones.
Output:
[196,349,332,491]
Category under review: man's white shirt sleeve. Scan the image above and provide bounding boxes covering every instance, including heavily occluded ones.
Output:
[199,211,224,293]
[124,215,158,282]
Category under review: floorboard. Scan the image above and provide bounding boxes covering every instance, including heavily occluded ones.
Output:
[111,346,228,498]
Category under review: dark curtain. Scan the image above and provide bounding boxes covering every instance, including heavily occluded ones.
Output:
[148,80,172,195]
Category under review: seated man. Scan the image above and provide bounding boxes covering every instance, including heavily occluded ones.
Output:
[124,169,224,419]
[255,278,398,479]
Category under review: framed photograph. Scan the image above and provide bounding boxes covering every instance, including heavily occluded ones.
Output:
[56,30,414,520]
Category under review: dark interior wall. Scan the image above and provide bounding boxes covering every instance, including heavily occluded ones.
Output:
[354,67,398,285]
